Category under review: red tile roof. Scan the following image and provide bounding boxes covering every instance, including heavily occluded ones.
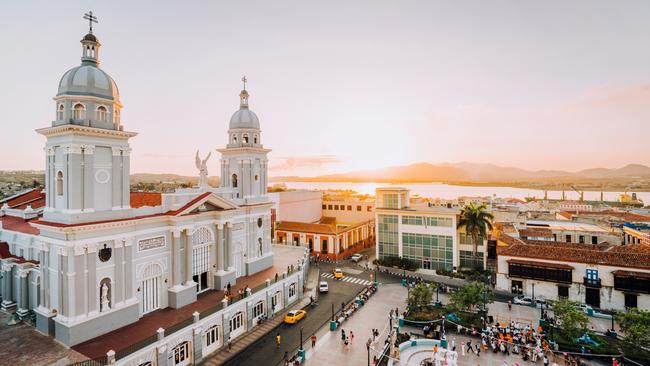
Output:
[130,192,162,208]
[498,233,650,270]
[0,215,40,235]
[1,189,46,209]
[518,228,553,238]
[0,242,39,264]
[276,221,336,235]
[559,210,650,222]
[507,259,574,269]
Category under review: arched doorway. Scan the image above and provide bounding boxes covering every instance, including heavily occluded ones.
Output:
[192,227,213,293]
[140,263,163,314]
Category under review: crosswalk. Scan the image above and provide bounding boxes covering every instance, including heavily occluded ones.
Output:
[321,272,374,286]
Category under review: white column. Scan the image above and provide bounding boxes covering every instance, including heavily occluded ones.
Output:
[184,229,193,285]
[215,223,223,272]
[226,223,233,270]
[172,230,182,287]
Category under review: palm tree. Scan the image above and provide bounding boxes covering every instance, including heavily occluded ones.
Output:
[458,202,494,269]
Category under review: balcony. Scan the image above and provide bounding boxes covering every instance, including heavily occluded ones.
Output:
[583,277,601,288]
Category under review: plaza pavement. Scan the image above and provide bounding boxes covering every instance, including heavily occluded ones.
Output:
[301,283,612,366]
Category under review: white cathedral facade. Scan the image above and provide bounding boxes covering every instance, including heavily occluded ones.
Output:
[0,27,274,346]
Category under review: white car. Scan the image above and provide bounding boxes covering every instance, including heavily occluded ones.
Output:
[319,281,329,293]
[513,295,533,305]
[350,254,363,263]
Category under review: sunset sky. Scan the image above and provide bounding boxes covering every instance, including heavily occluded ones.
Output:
[1,1,649,177]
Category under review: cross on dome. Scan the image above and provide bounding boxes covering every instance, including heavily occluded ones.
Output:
[83,11,98,34]
[242,75,247,91]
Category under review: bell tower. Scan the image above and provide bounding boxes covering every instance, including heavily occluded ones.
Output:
[218,77,270,201]
[37,12,136,225]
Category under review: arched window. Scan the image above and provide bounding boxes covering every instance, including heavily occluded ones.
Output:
[254,135,258,144]
[232,135,238,144]
[57,104,64,121]
[96,106,107,121]
[56,171,64,196]
[243,134,249,144]
[73,103,85,120]
[231,174,238,188]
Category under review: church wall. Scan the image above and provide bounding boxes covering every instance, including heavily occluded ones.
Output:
[94,146,113,211]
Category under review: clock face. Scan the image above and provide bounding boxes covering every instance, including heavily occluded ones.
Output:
[95,169,110,184]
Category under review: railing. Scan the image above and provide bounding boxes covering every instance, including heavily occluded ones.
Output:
[583,277,602,288]
[165,316,194,337]
[114,333,158,361]
[68,356,108,366]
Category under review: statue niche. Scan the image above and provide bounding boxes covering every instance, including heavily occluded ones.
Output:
[99,278,112,312]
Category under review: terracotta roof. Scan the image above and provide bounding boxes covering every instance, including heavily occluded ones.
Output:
[611,270,650,279]
[518,227,553,238]
[32,192,216,229]
[276,221,336,235]
[499,234,650,270]
[1,189,46,210]
[0,215,40,235]
[559,210,650,222]
[0,242,39,264]
[130,192,162,208]
[507,259,574,269]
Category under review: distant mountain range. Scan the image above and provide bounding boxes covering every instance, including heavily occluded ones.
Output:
[271,163,650,183]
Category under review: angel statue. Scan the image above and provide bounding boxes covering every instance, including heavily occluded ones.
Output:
[195,150,212,188]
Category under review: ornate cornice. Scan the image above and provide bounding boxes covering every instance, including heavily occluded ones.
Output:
[36,125,137,140]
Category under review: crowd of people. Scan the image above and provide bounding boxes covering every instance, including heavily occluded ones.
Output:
[222,282,252,304]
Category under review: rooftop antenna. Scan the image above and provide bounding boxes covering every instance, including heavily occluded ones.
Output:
[83,11,98,33]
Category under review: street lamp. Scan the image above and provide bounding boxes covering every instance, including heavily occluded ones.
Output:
[331,303,335,322]
[366,338,372,366]
[300,326,304,351]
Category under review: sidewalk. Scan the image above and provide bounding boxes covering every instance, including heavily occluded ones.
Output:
[202,260,320,365]
[202,296,312,366]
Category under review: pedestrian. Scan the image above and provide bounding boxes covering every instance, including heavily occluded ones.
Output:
[341,328,346,341]
[475,343,481,357]
[276,332,281,349]
[284,350,288,360]
[508,300,512,311]
[227,335,232,351]
[341,302,345,313]
[311,334,317,348]
[227,282,231,294]
[350,330,354,343]
[466,340,474,355]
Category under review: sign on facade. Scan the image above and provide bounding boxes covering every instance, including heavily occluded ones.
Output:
[138,236,166,251]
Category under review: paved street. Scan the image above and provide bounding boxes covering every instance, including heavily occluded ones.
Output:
[222,257,384,366]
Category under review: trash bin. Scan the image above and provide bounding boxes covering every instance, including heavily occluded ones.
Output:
[330,320,338,331]
[399,316,405,327]
[441,339,447,349]
[402,278,408,287]
[298,348,306,360]
[587,308,594,317]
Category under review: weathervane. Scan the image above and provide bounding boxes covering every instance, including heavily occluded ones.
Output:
[242,75,247,91]
[83,11,98,33]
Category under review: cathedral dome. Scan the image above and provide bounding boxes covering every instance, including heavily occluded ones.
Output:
[229,108,260,129]
[57,64,120,102]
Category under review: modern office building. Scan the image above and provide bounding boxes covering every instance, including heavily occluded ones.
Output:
[374,187,487,271]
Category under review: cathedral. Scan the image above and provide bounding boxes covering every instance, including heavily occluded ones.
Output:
[0,23,274,346]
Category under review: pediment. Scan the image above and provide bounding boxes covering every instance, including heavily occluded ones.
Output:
[173,192,238,216]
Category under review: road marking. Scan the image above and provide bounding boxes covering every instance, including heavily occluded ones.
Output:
[320,273,372,286]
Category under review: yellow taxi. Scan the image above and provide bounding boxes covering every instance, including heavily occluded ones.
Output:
[334,268,344,279]
[284,309,306,324]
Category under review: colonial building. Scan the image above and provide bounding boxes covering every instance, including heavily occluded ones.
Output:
[374,187,488,271]
[496,234,650,311]
[0,25,273,347]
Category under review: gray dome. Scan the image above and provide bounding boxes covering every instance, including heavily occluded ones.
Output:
[57,64,120,102]
[229,108,260,129]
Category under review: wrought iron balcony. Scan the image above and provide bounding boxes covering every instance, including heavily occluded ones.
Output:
[583,277,601,288]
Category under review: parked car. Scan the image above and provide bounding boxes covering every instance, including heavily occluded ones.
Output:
[284,310,306,324]
[350,253,363,263]
[334,268,344,279]
[513,295,533,305]
[319,281,329,293]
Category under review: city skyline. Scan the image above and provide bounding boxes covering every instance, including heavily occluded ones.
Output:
[1,1,649,177]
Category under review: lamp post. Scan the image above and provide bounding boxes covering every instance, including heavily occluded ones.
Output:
[367,338,371,366]
[531,283,535,305]
[436,284,440,304]
[331,303,335,322]
[300,326,304,351]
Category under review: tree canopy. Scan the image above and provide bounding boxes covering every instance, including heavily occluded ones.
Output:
[458,202,494,256]
[552,300,589,340]
[406,283,434,311]
[448,281,494,314]
[617,308,650,348]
